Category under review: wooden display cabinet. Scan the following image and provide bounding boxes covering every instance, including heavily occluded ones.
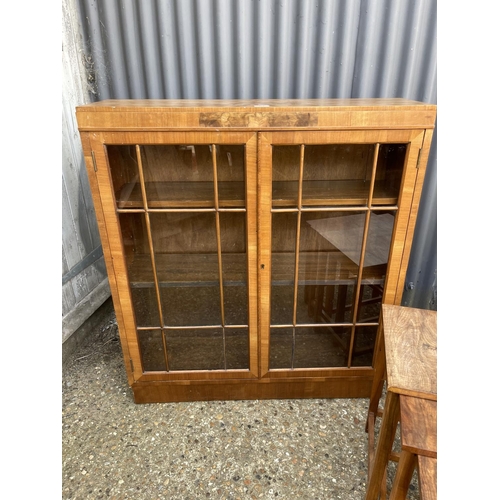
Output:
[76,99,436,403]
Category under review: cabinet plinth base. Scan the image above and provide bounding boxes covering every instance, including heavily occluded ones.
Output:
[130,375,373,404]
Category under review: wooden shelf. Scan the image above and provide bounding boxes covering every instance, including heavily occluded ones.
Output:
[127,252,386,287]
[117,180,398,209]
[117,181,246,209]
[272,180,399,207]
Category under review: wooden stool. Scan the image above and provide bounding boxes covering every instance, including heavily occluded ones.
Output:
[389,396,437,500]
[365,305,437,500]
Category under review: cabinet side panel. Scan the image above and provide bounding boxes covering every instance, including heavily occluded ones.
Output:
[89,134,144,381]
[394,129,435,302]
[80,132,134,386]
[383,132,424,304]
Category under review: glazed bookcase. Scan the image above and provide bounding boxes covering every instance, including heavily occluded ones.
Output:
[76,99,436,403]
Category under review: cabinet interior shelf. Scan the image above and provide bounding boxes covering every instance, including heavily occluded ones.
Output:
[117,180,398,209]
[127,252,386,287]
[117,181,246,208]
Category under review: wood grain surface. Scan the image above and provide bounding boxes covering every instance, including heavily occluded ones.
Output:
[400,396,437,458]
[382,304,437,399]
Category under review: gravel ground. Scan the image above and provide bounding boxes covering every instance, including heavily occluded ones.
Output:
[62,311,419,500]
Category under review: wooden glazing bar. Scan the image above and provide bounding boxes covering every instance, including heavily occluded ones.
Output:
[117,208,219,213]
[347,143,380,368]
[144,208,217,213]
[212,144,227,369]
[135,145,170,371]
[290,145,305,369]
[162,324,249,330]
[271,206,370,213]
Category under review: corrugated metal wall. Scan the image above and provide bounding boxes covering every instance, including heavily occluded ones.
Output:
[62,0,110,343]
[74,0,437,310]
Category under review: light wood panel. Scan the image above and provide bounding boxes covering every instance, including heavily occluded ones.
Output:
[400,396,437,458]
[76,98,437,131]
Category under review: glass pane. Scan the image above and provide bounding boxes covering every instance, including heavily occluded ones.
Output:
[138,330,166,371]
[160,286,221,327]
[302,145,375,206]
[131,288,161,327]
[269,328,293,369]
[294,327,351,368]
[357,211,396,321]
[141,145,214,208]
[271,213,297,325]
[220,213,248,326]
[297,284,355,325]
[118,213,160,327]
[107,146,143,208]
[298,212,365,324]
[373,144,407,205]
[216,145,246,207]
[272,146,301,207]
[351,325,378,367]
[225,328,249,369]
[149,212,221,327]
[166,329,224,371]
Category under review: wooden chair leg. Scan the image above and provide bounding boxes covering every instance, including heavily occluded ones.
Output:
[365,391,400,500]
[366,322,386,432]
[388,450,417,500]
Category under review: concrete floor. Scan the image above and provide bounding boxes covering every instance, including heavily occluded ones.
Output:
[62,302,419,500]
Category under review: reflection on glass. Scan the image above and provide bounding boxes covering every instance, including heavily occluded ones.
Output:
[225,328,249,369]
[357,211,395,321]
[271,213,297,325]
[141,145,214,207]
[297,284,354,324]
[373,144,407,205]
[298,212,365,324]
[302,145,375,206]
[216,145,246,207]
[139,330,166,371]
[351,325,378,367]
[269,328,293,369]
[294,327,351,368]
[107,146,142,208]
[166,329,224,371]
[272,146,301,207]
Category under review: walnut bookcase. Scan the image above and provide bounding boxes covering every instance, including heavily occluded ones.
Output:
[76,99,436,403]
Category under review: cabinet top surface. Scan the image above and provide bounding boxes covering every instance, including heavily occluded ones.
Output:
[77,98,435,112]
[76,98,436,131]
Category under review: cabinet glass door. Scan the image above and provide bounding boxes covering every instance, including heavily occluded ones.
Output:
[105,137,257,377]
[260,132,421,374]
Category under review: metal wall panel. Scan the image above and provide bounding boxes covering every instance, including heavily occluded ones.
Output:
[75,0,437,309]
[63,0,109,342]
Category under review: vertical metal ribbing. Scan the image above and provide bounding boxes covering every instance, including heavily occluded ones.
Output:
[347,144,380,367]
[212,145,227,370]
[291,144,305,369]
[135,145,170,371]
